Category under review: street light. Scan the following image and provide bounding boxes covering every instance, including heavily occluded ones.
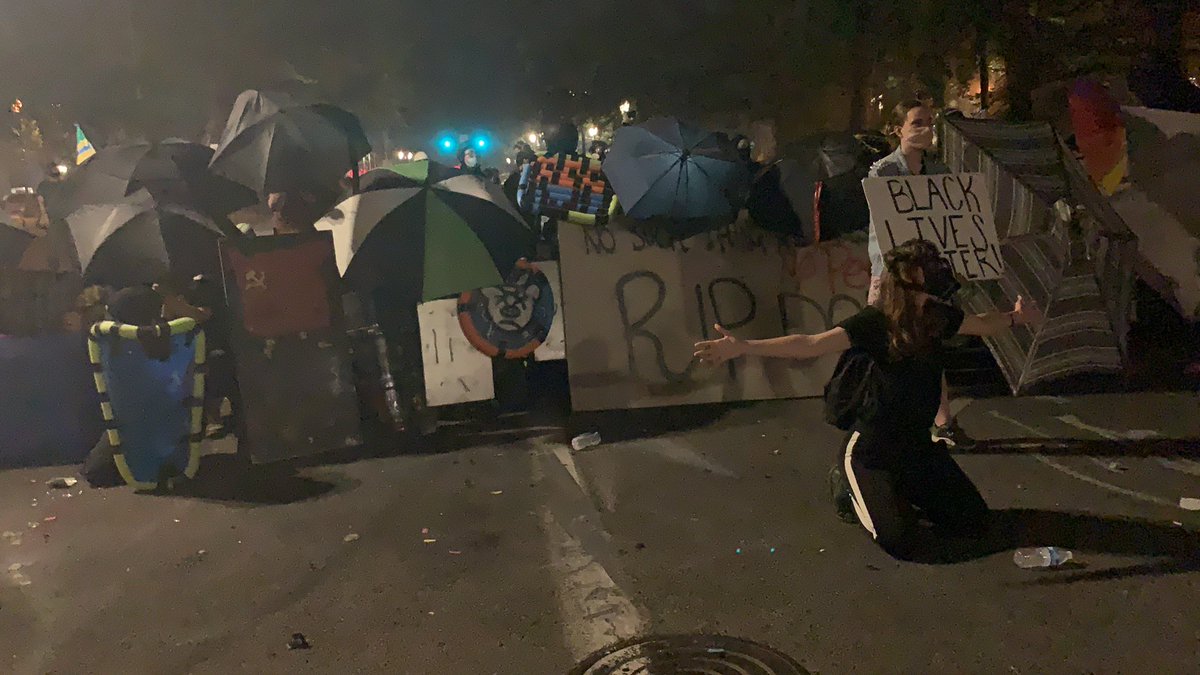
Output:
[526,132,539,146]
[587,126,599,139]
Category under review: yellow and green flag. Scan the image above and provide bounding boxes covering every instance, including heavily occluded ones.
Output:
[76,124,96,165]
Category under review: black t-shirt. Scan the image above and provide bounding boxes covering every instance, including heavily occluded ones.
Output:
[837,304,965,438]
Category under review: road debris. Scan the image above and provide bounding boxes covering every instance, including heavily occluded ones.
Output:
[423,538,438,544]
[43,516,57,522]
[448,550,462,555]
[46,477,77,489]
[1179,498,1200,511]
[287,633,311,650]
[571,432,602,451]
[343,533,360,543]
[490,490,503,495]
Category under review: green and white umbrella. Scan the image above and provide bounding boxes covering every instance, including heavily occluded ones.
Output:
[316,161,534,301]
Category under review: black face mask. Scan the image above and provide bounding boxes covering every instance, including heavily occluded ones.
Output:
[895,256,961,301]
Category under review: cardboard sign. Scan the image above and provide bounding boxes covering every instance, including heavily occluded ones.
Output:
[533,261,566,361]
[862,173,1004,280]
[221,233,363,464]
[558,217,869,411]
[418,298,494,407]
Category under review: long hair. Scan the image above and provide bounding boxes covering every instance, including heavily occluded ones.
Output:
[878,239,951,358]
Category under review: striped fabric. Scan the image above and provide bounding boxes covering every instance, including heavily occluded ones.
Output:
[940,116,1133,393]
[961,233,1122,393]
[1058,136,1138,352]
[940,117,1068,240]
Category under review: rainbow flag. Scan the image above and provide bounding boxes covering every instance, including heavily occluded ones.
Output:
[76,124,96,165]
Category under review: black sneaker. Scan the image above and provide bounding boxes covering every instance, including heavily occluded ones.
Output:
[828,466,858,524]
[932,420,976,450]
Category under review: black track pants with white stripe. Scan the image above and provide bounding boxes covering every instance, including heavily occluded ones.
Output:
[842,430,989,560]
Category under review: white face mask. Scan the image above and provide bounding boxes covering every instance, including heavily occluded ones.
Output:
[906,126,935,150]
[465,155,479,168]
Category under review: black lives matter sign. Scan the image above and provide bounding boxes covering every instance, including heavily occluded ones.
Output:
[862,173,1004,280]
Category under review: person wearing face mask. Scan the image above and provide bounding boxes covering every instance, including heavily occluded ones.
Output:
[457,146,484,177]
[865,99,973,452]
[693,239,1043,560]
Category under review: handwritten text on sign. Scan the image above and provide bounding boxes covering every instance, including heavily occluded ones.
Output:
[558,216,868,411]
[862,173,1003,280]
[418,299,494,407]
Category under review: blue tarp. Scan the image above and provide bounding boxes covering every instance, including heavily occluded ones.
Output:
[0,333,102,468]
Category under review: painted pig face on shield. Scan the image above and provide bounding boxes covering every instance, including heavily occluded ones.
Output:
[480,272,541,331]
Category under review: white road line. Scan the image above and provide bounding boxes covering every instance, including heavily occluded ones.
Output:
[540,506,645,660]
[1054,414,1161,442]
[987,410,1180,509]
[1159,458,1200,478]
[551,445,588,493]
[642,437,738,478]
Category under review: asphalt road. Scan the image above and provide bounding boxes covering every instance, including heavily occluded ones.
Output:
[2,391,1199,674]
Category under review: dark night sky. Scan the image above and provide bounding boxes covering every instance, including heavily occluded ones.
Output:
[0,0,780,149]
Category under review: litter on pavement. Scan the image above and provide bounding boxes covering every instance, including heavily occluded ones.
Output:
[46,477,77,489]
[1179,497,1200,511]
[343,533,360,543]
[287,633,311,650]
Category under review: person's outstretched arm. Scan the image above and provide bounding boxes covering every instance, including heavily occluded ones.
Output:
[694,325,851,366]
[958,295,1043,337]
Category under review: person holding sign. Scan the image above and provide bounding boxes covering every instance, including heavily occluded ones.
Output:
[693,239,1042,561]
[866,99,972,450]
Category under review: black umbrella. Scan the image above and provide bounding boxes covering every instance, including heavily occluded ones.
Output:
[66,190,226,288]
[604,117,746,221]
[209,89,371,197]
[747,133,883,243]
[42,141,257,223]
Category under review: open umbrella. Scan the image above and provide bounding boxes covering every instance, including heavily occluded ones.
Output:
[43,141,257,224]
[66,190,227,288]
[209,89,371,197]
[315,166,534,302]
[748,133,883,243]
[603,117,745,221]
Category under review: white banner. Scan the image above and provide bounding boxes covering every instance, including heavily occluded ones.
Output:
[863,172,1004,280]
[558,217,868,411]
[417,299,494,407]
[533,261,566,361]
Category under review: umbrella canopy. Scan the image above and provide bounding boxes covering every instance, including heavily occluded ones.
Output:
[43,141,257,223]
[343,160,466,199]
[603,117,745,221]
[748,134,882,243]
[66,190,226,288]
[315,175,534,302]
[209,89,371,197]
[960,233,1123,394]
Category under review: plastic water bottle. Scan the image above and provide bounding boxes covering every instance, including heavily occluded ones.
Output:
[1013,547,1074,569]
[571,432,602,451]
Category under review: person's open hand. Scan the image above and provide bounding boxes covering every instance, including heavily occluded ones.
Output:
[693,324,744,366]
[1013,294,1044,327]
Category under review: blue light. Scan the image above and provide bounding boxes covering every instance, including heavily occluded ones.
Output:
[440,137,455,151]
[476,138,487,149]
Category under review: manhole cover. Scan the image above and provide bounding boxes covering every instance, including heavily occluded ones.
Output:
[570,634,809,674]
